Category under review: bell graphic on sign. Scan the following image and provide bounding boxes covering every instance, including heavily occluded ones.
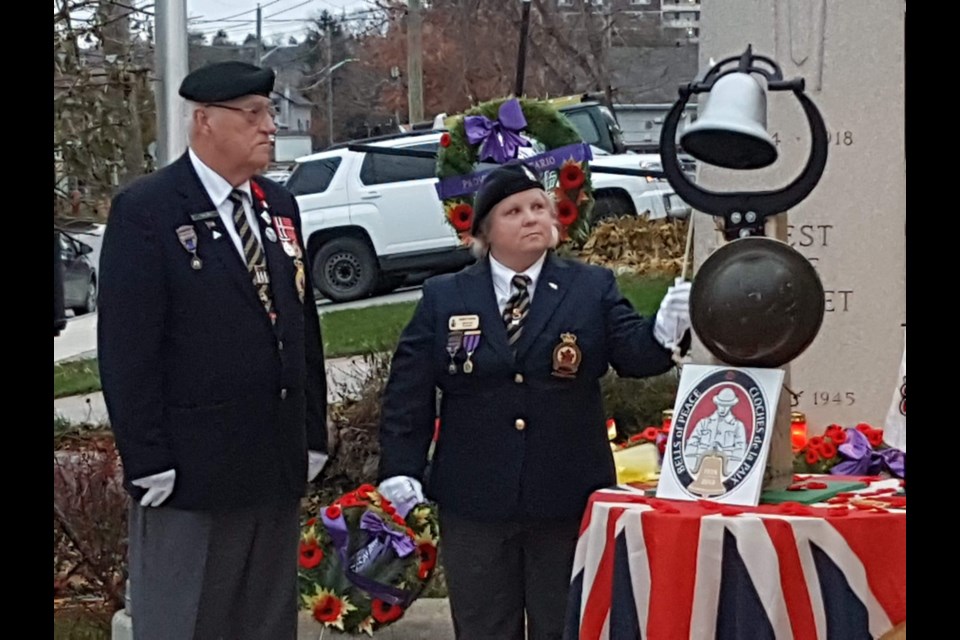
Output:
[688,452,727,497]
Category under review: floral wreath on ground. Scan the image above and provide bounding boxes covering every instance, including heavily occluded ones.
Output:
[792,423,906,479]
[615,422,671,463]
[298,484,440,635]
[435,97,595,246]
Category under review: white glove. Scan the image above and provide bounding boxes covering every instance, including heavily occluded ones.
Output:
[308,450,328,482]
[653,277,692,351]
[378,476,425,508]
[131,469,176,507]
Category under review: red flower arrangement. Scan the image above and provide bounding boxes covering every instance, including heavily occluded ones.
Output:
[793,423,905,479]
[440,132,452,148]
[559,162,585,190]
[299,484,441,633]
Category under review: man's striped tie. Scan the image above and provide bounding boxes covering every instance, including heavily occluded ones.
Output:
[228,189,274,318]
[504,274,531,347]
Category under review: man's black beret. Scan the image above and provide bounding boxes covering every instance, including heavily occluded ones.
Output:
[472,161,544,235]
[179,61,275,103]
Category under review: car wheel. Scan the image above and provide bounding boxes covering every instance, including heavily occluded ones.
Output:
[74,278,97,315]
[592,192,636,223]
[312,237,379,302]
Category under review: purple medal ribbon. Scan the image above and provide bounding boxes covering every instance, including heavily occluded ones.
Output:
[464,98,531,164]
[462,332,481,354]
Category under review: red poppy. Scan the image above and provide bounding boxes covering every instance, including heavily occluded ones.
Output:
[418,542,438,572]
[867,429,884,448]
[305,517,317,528]
[312,593,343,623]
[642,427,660,442]
[855,423,874,434]
[804,481,828,490]
[299,540,324,569]
[250,180,266,201]
[807,436,824,449]
[449,203,474,232]
[818,441,837,460]
[440,132,452,148]
[325,505,342,519]
[830,429,847,444]
[556,199,579,226]
[340,494,363,508]
[357,484,376,499]
[825,424,844,437]
[371,599,405,624]
[805,448,820,465]
[559,163,585,190]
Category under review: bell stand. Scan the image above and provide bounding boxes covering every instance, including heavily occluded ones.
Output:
[659,45,830,489]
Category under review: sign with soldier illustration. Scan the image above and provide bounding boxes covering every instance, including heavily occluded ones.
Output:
[657,365,785,506]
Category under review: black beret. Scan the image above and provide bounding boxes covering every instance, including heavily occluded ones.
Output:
[179,61,275,102]
[472,161,544,235]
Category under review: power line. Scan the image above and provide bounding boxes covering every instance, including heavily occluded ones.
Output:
[188,0,280,24]
[264,0,315,20]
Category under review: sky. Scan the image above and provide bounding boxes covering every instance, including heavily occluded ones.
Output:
[186,0,371,44]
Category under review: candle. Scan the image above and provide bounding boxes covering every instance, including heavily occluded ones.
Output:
[791,411,808,452]
[662,409,673,433]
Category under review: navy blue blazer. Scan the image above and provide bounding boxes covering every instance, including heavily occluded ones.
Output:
[98,153,327,510]
[378,253,675,522]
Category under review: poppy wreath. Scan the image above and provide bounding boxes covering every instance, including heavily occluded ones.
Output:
[792,423,905,479]
[436,97,595,246]
[298,484,440,634]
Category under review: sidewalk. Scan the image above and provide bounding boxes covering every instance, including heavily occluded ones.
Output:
[111,598,455,640]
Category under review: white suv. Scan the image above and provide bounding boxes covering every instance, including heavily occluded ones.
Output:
[287,132,471,302]
[287,132,690,302]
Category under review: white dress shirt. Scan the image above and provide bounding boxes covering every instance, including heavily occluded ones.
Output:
[489,251,547,315]
[188,148,263,262]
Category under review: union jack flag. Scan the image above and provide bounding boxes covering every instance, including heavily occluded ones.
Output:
[564,482,905,640]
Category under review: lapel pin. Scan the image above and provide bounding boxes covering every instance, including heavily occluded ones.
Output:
[212,230,222,240]
[548,282,558,290]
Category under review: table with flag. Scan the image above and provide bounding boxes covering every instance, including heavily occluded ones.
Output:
[564,476,905,640]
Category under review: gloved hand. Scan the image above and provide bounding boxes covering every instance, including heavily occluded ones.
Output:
[377,476,425,508]
[308,450,328,482]
[653,277,692,351]
[131,469,176,507]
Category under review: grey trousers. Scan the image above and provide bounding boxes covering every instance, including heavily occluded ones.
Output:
[127,499,300,640]
[439,513,581,640]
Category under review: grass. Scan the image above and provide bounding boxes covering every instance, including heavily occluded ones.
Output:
[53,275,672,399]
[321,301,418,358]
[54,359,102,399]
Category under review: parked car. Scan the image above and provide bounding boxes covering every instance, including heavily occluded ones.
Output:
[286,131,473,302]
[287,128,690,302]
[59,232,98,315]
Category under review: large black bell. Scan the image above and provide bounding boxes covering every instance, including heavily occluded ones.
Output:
[691,237,825,368]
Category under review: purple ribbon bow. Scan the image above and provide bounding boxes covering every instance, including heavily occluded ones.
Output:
[830,429,906,478]
[360,511,416,558]
[464,98,531,164]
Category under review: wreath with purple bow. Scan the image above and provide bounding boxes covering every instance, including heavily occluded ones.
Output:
[435,97,595,246]
[298,485,440,633]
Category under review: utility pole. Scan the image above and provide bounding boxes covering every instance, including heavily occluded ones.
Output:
[256,4,263,65]
[326,24,334,146]
[155,0,189,167]
[515,0,532,97]
[407,0,423,124]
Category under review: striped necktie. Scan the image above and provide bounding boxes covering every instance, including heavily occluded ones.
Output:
[228,189,274,319]
[504,274,531,347]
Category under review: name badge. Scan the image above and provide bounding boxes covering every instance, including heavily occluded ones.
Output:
[449,315,480,331]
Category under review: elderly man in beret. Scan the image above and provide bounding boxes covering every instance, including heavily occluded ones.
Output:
[376,161,692,640]
[98,61,328,639]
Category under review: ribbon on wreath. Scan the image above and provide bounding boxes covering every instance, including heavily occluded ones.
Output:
[831,429,905,478]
